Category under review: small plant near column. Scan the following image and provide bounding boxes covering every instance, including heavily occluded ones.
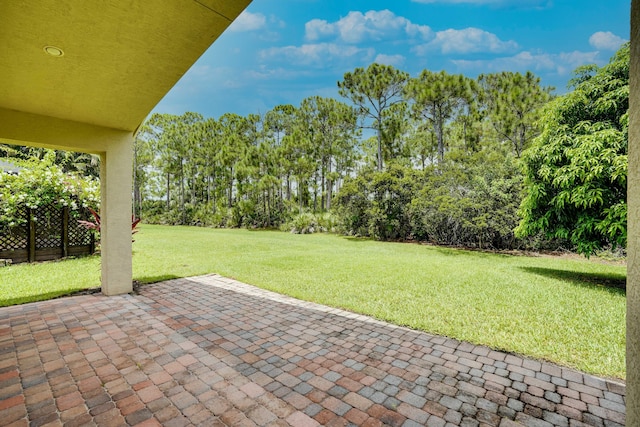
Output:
[78,208,141,245]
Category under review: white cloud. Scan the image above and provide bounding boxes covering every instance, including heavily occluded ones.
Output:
[269,15,286,29]
[229,11,267,32]
[414,27,518,55]
[411,0,551,7]
[452,50,599,75]
[305,10,432,43]
[306,19,336,41]
[589,31,627,51]
[274,10,521,69]
[270,10,430,68]
[374,54,406,67]
[557,51,601,69]
[244,67,312,82]
[260,43,375,67]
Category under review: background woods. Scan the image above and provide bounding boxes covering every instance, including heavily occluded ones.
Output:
[1,44,629,256]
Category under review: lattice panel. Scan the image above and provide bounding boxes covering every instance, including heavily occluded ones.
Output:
[35,204,62,249]
[0,206,28,250]
[0,227,28,250]
[69,208,93,246]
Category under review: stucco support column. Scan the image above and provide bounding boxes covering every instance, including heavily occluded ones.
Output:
[100,134,133,295]
[629,1,640,425]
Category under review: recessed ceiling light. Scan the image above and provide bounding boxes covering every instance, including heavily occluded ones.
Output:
[44,46,64,57]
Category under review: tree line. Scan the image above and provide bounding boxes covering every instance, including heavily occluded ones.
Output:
[133,63,552,238]
[1,44,628,256]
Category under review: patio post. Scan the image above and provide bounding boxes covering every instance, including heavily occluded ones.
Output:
[628,1,639,424]
[99,134,134,295]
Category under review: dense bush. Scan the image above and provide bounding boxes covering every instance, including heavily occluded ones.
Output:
[281,212,337,234]
[335,151,526,250]
[410,152,523,248]
[367,164,418,240]
[0,154,99,229]
[517,44,629,256]
[334,170,372,237]
[142,197,293,229]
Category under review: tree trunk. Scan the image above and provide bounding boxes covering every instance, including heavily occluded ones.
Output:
[228,168,234,209]
[264,189,268,226]
[286,174,292,201]
[133,180,141,218]
[267,187,272,227]
[179,160,185,223]
[436,107,445,162]
[320,165,325,212]
[298,178,304,211]
[313,174,318,213]
[326,157,333,211]
[516,125,526,158]
[206,175,210,204]
[166,172,171,210]
[376,123,383,171]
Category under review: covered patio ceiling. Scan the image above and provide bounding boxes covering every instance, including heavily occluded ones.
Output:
[0,0,249,136]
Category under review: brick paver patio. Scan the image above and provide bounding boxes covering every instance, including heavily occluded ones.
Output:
[0,274,626,426]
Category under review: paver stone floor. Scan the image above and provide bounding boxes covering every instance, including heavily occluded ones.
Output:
[0,274,626,426]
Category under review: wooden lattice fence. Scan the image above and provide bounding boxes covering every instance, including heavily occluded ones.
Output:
[0,203,95,264]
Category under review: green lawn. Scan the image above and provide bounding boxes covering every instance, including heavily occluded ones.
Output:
[0,224,626,379]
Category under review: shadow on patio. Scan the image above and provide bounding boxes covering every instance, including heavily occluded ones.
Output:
[0,275,626,426]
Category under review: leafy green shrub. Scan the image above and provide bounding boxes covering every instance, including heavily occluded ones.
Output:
[281,212,337,234]
[140,200,166,224]
[368,163,417,240]
[409,152,523,249]
[334,170,372,237]
[335,152,525,249]
[317,212,337,232]
[210,205,233,228]
[0,154,99,229]
[517,43,629,256]
[335,164,418,240]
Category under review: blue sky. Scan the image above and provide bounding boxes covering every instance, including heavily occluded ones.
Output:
[152,0,630,119]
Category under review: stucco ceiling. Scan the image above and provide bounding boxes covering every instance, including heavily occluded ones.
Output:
[0,0,251,133]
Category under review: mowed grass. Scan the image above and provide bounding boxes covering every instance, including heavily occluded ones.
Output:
[0,257,101,306]
[1,224,626,379]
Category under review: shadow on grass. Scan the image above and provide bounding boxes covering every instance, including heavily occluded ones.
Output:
[0,287,100,307]
[520,266,626,295]
[343,236,373,243]
[343,236,513,259]
[430,245,513,259]
[135,274,181,285]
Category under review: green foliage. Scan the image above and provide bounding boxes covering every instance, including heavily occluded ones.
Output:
[137,99,359,229]
[281,212,337,234]
[335,152,523,249]
[479,71,552,157]
[517,43,629,256]
[128,57,614,256]
[367,163,418,240]
[0,154,100,229]
[299,96,360,211]
[336,165,417,240]
[410,151,522,248]
[4,55,616,257]
[405,70,477,161]
[338,63,409,170]
[334,170,372,237]
[0,144,100,178]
